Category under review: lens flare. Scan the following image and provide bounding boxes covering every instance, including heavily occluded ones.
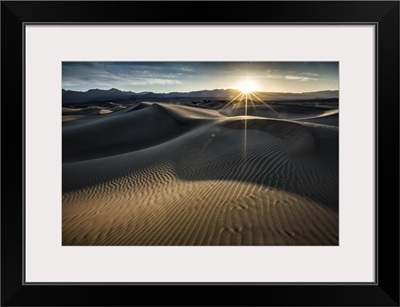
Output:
[237,80,258,94]
[221,80,283,166]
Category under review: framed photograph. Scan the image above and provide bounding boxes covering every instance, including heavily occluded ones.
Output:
[1,1,399,306]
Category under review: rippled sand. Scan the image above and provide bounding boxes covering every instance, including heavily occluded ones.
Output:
[62,101,338,245]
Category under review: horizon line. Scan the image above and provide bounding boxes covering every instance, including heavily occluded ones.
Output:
[62,88,339,95]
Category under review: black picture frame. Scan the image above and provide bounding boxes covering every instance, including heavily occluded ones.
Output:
[1,1,399,306]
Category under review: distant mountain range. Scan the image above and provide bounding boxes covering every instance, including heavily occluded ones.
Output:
[62,88,339,104]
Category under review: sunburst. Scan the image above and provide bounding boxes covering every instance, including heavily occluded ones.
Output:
[220,80,280,162]
[237,80,258,94]
[222,80,279,118]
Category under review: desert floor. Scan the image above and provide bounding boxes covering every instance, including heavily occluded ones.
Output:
[62,100,338,245]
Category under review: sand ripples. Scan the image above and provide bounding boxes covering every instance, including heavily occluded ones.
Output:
[62,102,338,245]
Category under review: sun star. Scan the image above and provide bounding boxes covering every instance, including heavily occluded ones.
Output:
[237,79,258,94]
[221,79,279,119]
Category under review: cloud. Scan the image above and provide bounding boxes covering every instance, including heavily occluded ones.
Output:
[180,66,193,72]
[62,62,185,89]
[129,78,183,85]
[264,69,324,82]
[284,75,319,82]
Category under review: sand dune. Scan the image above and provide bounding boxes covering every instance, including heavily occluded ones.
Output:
[62,101,338,245]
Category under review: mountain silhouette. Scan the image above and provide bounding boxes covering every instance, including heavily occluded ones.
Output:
[62,88,338,104]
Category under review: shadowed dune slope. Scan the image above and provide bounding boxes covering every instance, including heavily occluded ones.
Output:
[62,102,338,246]
[63,104,199,162]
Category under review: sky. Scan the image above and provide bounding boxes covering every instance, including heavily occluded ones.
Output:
[62,62,339,93]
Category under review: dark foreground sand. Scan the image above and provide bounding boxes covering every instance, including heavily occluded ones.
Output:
[62,101,338,245]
